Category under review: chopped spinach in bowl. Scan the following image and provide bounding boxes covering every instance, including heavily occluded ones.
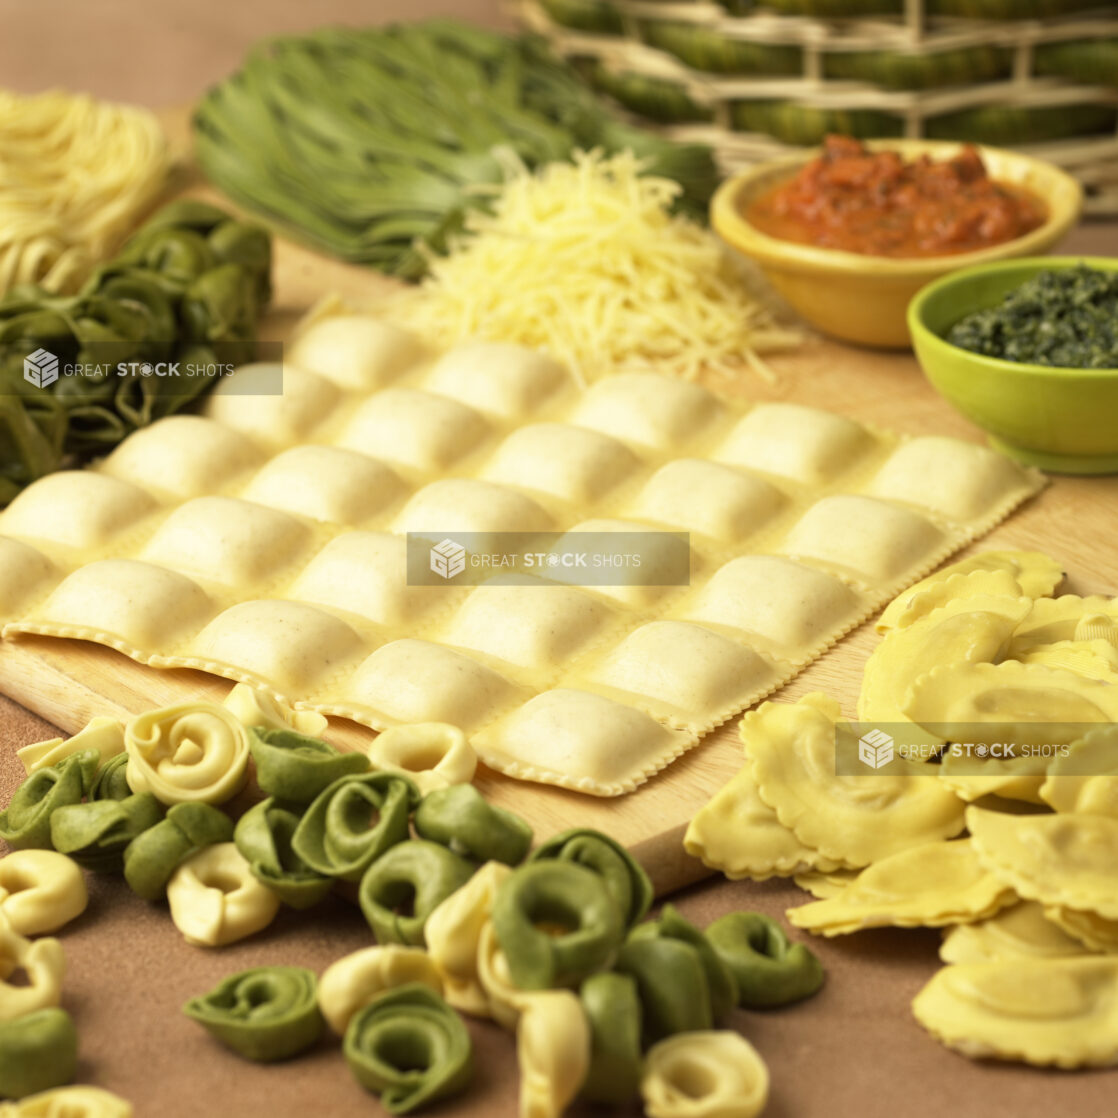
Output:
[946,264,1118,369]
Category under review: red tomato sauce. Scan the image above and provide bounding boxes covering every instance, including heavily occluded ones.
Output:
[746,135,1048,258]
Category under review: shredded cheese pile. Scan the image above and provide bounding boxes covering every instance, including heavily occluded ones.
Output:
[0,89,169,296]
[390,150,798,383]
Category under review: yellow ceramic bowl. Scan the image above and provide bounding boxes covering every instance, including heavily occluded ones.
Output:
[711,140,1083,349]
[909,256,1118,476]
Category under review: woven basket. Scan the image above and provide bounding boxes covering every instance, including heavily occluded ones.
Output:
[516,0,1118,214]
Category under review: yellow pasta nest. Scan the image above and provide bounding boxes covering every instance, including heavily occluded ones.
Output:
[0,89,168,295]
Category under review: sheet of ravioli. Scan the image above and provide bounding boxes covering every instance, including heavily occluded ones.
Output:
[0,312,1045,796]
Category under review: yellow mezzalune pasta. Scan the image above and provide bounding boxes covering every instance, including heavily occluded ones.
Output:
[0,89,168,295]
[939,902,1094,966]
[913,957,1118,1068]
[788,840,1014,937]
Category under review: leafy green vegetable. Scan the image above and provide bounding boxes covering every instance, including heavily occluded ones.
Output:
[947,265,1118,369]
[0,200,271,504]
[192,21,718,280]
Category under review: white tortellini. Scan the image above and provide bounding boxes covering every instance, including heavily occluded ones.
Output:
[17,717,124,777]
[318,946,442,1036]
[0,851,87,937]
[166,843,280,947]
[516,991,590,1118]
[0,914,65,1022]
[642,1031,770,1118]
[365,722,477,794]
[125,702,251,805]
[424,862,511,1016]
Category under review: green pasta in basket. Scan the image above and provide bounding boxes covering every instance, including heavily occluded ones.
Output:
[822,45,1013,91]
[641,20,801,76]
[1035,39,1118,89]
[540,0,625,34]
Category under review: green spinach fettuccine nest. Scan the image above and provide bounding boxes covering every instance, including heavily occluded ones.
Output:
[192,21,717,281]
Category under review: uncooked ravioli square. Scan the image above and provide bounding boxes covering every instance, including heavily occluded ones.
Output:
[472,688,697,796]
[0,314,1045,797]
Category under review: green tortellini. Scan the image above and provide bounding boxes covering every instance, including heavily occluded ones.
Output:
[529,829,653,928]
[491,861,624,991]
[249,728,368,806]
[579,972,643,1105]
[704,912,824,1009]
[48,794,163,873]
[343,983,472,1115]
[0,752,98,850]
[234,799,331,909]
[414,785,532,866]
[122,802,235,900]
[90,754,131,802]
[629,904,738,1022]
[183,966,323,1062]
[615,936,713,1045]
[359,841,474,947]
[292,772,419,883]
[0,1008,78,1099]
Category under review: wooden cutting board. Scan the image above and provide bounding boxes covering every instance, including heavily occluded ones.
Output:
[2,111,1117,893]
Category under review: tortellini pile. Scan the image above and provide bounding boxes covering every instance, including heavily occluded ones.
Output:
[690,548,1118,1069]
[0,850,97,1101]
[301,839,803,1118]
[9,680,809,1117]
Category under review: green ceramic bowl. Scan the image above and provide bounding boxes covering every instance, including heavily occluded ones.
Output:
[908,256,1118,475]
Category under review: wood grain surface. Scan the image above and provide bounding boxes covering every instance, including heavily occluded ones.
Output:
[3,114,1117,895]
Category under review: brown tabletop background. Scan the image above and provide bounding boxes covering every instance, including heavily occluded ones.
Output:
[2,2,1118,1115]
